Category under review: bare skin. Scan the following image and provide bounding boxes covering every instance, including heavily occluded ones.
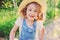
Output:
[39,28,45,40]
[9,24,19,40]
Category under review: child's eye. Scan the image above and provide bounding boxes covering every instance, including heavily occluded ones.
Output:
[29,9,32,11]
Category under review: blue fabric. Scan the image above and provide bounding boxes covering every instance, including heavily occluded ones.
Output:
[19,19,36,40]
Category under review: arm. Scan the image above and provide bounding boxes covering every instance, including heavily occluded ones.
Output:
[39,28,45,40]
[9,24,19,40]
[36,20,45,40]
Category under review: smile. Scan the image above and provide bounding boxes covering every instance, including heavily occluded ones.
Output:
[29,15,35,18]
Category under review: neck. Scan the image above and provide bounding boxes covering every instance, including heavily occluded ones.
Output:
[26,18,34,23]
[25,18,34,27]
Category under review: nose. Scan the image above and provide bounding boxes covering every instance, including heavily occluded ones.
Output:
[31,11,34,14]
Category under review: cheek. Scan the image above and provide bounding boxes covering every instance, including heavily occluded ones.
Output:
[34,13,38,17]
[26,10,30,15]
[26,11,31,18]
[26,10,29,15]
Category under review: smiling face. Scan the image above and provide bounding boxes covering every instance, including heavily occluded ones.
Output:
[21,2,42,21]
[26,3,39,20]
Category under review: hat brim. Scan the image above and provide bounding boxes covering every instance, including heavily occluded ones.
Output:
[18,0,47,14]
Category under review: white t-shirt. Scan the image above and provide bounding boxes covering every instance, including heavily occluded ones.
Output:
[15,17,23,27]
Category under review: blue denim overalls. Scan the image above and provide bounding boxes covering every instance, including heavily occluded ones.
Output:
[19,19,36,40]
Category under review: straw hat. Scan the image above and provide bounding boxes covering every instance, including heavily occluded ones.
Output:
[18,0,47,21]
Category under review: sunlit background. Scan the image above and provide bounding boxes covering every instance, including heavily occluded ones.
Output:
[0,0,60,40]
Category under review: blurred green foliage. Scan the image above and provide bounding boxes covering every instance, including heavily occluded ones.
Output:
[0,0,22,8]
[46,0,55,19]
[2,1,13,8]
[0,8,18,37]
[56,0,60,17]
[57,0,60,9]
[44,0,56,25]
[0,0,22,38]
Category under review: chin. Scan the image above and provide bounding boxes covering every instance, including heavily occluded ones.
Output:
[28,17,34,20]
[31,19,34,20]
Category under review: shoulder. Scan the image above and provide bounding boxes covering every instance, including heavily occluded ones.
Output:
[36,20,44,31]
[15,16,23,27]
[36,20,43,26]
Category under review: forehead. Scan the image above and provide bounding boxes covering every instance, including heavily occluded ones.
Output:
[27,3,36,9]
[26,3,40,12]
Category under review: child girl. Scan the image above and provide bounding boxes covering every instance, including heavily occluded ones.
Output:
[9,0,47,40]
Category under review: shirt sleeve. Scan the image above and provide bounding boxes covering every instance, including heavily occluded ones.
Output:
[36,20,44,31]
[15,17,22,27]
